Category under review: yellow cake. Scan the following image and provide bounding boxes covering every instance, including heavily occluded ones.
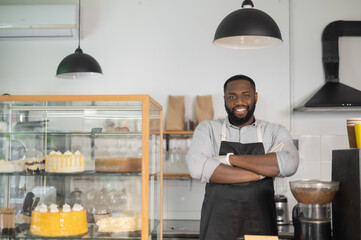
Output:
[30,203,88,237]
[45,150,85,173]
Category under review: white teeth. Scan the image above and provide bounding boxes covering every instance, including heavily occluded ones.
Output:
[235,108,246,113]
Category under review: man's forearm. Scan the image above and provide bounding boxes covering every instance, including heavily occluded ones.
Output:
[209,164,260,184]
[229,153,280,177]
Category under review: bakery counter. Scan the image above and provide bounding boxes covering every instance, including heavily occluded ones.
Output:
[162,220,200,239]
[162,220,294,240]
[5,221,293,239]
[0,170,142,177]
[12,223,143,239]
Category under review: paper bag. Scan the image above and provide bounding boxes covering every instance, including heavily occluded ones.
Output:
[165,95,185,131]
[195,95,214,125]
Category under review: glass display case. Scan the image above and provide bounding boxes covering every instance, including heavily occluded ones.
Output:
[0,95,163,240]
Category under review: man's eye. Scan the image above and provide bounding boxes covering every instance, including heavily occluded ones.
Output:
[228,96,236,100]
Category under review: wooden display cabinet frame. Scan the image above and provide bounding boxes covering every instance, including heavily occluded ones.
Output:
[0,94,163,240]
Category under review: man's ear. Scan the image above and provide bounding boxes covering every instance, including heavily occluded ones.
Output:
[255,92,258,103]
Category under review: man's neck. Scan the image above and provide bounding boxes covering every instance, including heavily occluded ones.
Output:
[228,116,255,128]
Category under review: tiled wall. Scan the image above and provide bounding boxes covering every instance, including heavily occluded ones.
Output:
[163,178,205,220]
[284,134,348,218]
[163,134,349,220]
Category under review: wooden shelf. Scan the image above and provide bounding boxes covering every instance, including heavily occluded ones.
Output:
[163,131,194,151]
[164,173,191,178]
[163,130,194,135]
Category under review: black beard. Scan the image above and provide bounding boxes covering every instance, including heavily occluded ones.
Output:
[225,102,256,126]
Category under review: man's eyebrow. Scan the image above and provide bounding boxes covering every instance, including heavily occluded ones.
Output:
[226,91,251,95]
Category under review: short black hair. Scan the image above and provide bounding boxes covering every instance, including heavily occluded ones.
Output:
[223,75,256,93]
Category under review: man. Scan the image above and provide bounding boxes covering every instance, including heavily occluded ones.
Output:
[186,75,299,240]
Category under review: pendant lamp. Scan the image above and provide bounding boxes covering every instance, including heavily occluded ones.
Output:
[56,0,102,79]
[213,0,283,49]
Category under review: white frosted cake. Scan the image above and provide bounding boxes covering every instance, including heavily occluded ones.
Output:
[0,160,15,173]
[95,211,141,233]
[0,159,26,173]
[45,151,85,173]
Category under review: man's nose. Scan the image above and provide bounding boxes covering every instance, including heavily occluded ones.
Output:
[235,96,245,105]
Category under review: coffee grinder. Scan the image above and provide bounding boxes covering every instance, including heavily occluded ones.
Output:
[274,177,290,225]
[289,180,339,240]
[275,195,289,225]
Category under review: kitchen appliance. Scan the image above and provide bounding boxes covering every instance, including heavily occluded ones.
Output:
[294,20,361,111]
[275,195,289,225]
[290,179,339,240]
[332,149,361,240]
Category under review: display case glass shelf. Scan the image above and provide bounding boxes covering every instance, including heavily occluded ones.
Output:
[163,131,193,178]
[0,95,163,240]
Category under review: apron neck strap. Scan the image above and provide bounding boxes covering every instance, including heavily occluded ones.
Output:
[257,123,263,142]
[222,119,263,142]
[221,119,227,141]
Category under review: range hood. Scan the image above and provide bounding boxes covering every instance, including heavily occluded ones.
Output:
[294,21,361,111]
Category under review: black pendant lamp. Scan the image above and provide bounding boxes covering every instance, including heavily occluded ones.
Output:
[213,0,283,49]
[56,0,102,79]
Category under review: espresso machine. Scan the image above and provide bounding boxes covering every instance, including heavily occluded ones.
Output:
[290,180,339,240]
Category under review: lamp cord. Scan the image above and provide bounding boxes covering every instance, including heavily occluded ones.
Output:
[78,0,81,49]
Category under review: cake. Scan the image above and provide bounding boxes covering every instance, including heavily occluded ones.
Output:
[45,150,85,173]
[95,158,142,173]
[25,158,45,173]
[96,211,141,233]
[0,207,16,235]
[30,203,88,237]
[13,159,25,172]
[24,149,45,173]
[0,159,25,173]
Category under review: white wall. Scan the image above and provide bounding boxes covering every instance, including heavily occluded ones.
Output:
[1,0,361,221]
[0,0,291,127]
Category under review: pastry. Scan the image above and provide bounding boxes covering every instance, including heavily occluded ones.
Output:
[30,203,88,237]
[25,158,45,173]
[45,150,85,173]
[95,158,141,173]
[96,211,141,233]
[24,149,45,173]
[0,207,16,235]
[0,159,25,173]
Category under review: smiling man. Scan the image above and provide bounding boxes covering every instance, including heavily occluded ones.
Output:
[186,75,299,240]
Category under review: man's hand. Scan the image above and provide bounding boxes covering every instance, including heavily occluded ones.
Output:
[209,164,261,183]
[229,153,280,177]
[215,153,234,166]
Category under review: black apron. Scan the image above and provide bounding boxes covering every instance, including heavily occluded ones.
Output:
[199,120,278,240]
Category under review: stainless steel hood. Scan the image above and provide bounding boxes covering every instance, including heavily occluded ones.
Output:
[294,21,361,112]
